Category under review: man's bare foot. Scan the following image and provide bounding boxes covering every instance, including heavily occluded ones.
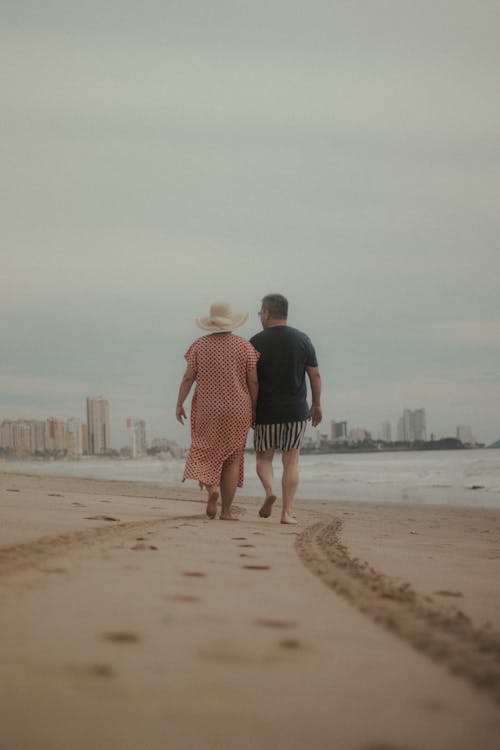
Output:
[220,512,239,521]
[206,491,219,519]
[259,494,277,518]
[281,512,298,525]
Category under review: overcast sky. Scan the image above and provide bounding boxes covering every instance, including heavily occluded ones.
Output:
[1,1,499,447]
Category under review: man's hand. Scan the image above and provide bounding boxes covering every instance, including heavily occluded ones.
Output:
[310,405,322,427]
[176,405,187,425]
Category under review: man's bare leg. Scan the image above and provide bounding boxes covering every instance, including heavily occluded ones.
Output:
[281,449,299,524]
[256,448,277,517]
[220,453,241,520]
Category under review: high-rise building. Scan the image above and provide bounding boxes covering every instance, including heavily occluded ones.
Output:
[82,423,89,454]
[349,427,371,443]
[66,418,83,456]
[46,418,65,452]
[126,418,147,458]
[86,396,110,455]
[0,420,11,449]
[457,425,474,446]
[32,420,47,453]
[413,409,427,441]
[398,409,427,443]
[379,421,392,442]
[0,419,46,454]
[331,419,348,442]
[12,420,32,451]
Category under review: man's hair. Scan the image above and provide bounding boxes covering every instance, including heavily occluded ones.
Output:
[261,293,288,320]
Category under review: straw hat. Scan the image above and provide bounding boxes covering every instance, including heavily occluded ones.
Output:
[195,301,249,332]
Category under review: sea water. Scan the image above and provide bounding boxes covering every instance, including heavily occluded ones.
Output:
[2,449,500,509]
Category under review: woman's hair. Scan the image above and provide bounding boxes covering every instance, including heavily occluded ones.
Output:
[261,293,288,320]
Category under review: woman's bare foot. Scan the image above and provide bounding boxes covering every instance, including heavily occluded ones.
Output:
[206,491,219,519]
[220,511,239,521]
[281,512,298,525]
[259,494,277,518]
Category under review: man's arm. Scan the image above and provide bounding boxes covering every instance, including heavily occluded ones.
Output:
[306,365,322,427]
[246,366,259,426]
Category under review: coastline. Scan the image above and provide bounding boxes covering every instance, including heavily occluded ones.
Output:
[2,448,500,509]
[1,470,500,749]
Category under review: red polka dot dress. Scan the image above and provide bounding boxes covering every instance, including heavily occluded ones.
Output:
[182,333,260,488]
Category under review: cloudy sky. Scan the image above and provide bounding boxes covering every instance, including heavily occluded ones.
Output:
[2,1,499,448]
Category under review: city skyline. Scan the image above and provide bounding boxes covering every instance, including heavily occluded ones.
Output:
[0,398,487,454]
[2,3,499,446]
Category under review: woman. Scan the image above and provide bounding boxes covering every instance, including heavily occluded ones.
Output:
[176,301,259,520]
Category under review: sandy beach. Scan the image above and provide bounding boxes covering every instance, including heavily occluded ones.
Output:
[1,470,500,749]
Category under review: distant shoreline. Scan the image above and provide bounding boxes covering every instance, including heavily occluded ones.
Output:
[299,444,487,455]
[0,442,494,464]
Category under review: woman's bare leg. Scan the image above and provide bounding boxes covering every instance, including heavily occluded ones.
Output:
[203,483,219,519]
[220,453,242,520]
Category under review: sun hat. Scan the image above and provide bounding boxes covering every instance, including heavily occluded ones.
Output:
[195,301,249,332]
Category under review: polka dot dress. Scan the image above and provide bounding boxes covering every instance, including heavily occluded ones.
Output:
[182,333,260,488]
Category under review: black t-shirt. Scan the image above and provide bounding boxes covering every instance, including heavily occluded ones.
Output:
[249,325,318,424]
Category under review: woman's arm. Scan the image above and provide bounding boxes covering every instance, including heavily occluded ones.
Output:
[176,365,196,424]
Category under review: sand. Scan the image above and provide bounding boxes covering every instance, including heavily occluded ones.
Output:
[1,470,500,750]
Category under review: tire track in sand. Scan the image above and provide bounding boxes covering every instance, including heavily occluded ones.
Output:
[296,520,500,706]
[0,516,200,578]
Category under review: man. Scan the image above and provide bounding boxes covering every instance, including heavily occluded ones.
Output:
[250,293,322,524]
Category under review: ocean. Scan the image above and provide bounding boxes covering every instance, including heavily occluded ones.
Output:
[2,449,500,509]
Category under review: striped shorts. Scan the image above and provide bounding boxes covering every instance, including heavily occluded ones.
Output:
[254,420,308,452]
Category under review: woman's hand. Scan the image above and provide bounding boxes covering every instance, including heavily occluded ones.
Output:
[176,366,196,425]
[176,404,187,424]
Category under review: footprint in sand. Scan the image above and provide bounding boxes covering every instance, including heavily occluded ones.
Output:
[434,589,464,598]
[279,638,303,650]
[182,571,206,578]
[238,543,255,548]
[6,488,20,492]
[48,493,63,497]
[69,663,115,679]
[89,664,115,677]
[242,564,270,571]
[168,594,201,603]
[255,618,298,629]
[131,543,158,551]
[103,632,141,644]
[232,537,247,540]
[85,515,119,522]
[72,502,85,507]
[40,567,67,574]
